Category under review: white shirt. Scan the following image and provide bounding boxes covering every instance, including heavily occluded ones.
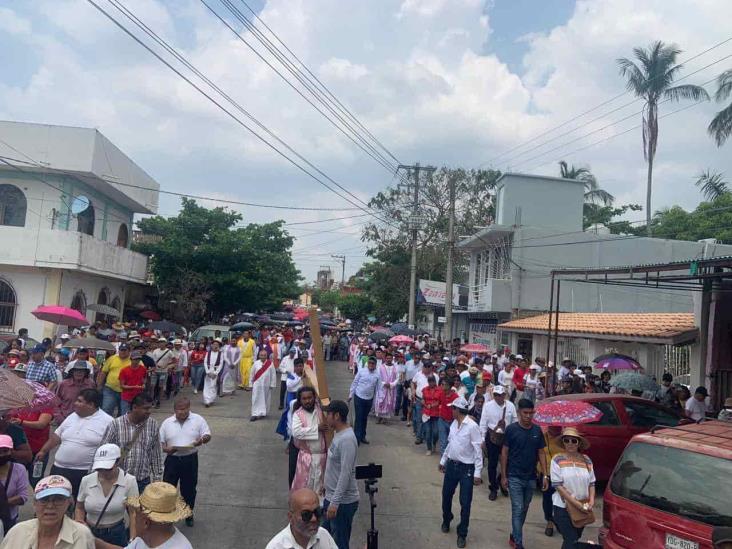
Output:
[479,399,518,438]
[265,525,337,549]
[685,397,709,421]
[159,412,211,456]
[126,528,192,549]
[439,416,483,478]
[498,369,514,391]
[280,355,296,381]
[78,469,139,526]
[412,370,438,399]
[54,409,114,470]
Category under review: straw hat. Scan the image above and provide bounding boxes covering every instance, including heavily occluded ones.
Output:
[560,427,590,451]
[127,482,191,524]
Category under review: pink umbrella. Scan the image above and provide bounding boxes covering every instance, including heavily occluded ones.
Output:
[460,343,490,354]
[389,335,414,345]
[31,305,89,327]
[534,399,603,427]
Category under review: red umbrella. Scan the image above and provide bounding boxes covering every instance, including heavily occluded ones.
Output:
[140,310,161,321]
[534,399,603,427]
[31,305,88,327]
[460,343,490,354]
[389,335,414,345]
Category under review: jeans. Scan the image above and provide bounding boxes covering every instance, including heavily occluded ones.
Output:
[553,505,584,549]
[137,477,151,495]
[151,371,168,403]
[120,399,131,416]
[412,399,423,439]
[543,483,556,522]
[101,387,122,417]
[91,521,128,545]
[438,418,451,455]
[441,459,475,538]
[164,453,199,510]
[508,476,536,547]
[190,364,204,391]
[323,499,359,549]
[353,395,373,442]
[423,417,438,451]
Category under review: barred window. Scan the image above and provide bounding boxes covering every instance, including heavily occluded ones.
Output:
[0,280,17,330]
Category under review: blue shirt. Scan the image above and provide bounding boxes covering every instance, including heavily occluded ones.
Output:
[349,367,380,400]
[504,422,546,479]
[25,359,57,384]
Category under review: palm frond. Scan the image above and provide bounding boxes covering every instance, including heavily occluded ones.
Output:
[664,84,710,103]
[715,70,732,102]
[695,170,729,201]
[708,102,732,147]
[584,188,615,206]
[617,58,647,95]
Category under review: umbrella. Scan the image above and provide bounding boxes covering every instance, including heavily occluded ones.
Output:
[593,353,641,370]
[18,381,60,413]
[270,312,294,321]
[391,324,417,336]
[460,343,490,354]
[610,373,659,393]
[147,320,183,333]
[231,321,256,332]
[534,399,604,427]
[369,331,391,342]
[31,305,89,327]
[0,370,37,411]
[389,335,414,345]
[86,303,121,318]
[63,337,116,352]
[140,310,161,321]
[287,321,304,327]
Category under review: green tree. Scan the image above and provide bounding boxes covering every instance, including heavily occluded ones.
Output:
[313,290,341,313]
[709,69,732,146]
[648,193,732,242]
[337,293,374,321]
[695,170,729,201]
[559,161,615,205]
[583,203,643,232]
[617,41,710,233]
[134,198,300,321]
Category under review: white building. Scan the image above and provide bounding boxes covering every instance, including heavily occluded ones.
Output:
[456,172,732,357]
[0,121,159,338]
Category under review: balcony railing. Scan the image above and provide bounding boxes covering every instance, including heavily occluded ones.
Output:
[468,278,512,312]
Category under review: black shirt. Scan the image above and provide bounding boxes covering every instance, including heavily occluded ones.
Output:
[504,422,545,479]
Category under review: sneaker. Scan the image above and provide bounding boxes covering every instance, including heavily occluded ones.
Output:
[414,438,423,445]
[193,389,198,394]
[440,522,449,533]
[425,450,433,456]
[457,536,466,548]
[488,490,497,501]
[509,534,515,548]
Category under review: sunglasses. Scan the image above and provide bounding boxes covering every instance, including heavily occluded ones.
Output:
[300,507,323,522]
[562,437,580,445]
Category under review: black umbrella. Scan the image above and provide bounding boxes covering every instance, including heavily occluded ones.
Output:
[147,320,183,333]
[231,321,255,331]
[392,325,417,336]
[271,312,294,321]
[286,321,304,327]
[592,352,637,363]
[369,331,391,342]
[319,319,337,326]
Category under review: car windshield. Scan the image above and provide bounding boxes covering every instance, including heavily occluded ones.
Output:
[610,442,732,526]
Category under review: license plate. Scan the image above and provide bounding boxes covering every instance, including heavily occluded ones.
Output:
[665,533,698,549]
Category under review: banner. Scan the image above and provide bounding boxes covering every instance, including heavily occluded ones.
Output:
[470,321,498,349]
[417,279,460,308]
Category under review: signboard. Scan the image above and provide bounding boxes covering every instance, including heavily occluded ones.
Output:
[418,279,460,308]
[437,316,446,324]
[470,321,498,349]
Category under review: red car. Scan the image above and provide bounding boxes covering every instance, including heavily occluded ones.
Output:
[600,420,732,549]
[543,393,687,482]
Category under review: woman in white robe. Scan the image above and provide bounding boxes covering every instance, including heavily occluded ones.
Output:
[249,349,277,421]
[203,339,223,407]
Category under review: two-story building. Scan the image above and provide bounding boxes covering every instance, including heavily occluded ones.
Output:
[0,121,159,338]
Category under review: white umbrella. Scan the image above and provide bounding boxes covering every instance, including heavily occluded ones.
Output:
[87,303,121,318]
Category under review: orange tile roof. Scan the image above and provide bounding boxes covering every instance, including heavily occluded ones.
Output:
[498,313,697,341]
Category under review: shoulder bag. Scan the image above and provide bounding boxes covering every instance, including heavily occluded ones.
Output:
[120,423,144,462]
[563,457,596,528]
[93,479,121,529]
[488,405,507,446]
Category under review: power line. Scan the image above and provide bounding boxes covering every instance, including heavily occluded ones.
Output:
[87,0,396,228]
[482,36,732,167]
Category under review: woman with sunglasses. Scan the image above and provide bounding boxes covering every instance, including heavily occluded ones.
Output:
[550,427,596,549]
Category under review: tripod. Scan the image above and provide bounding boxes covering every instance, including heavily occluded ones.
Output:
[365,478,379,549]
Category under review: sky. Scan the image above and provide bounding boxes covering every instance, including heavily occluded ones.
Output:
[1,0,730,284]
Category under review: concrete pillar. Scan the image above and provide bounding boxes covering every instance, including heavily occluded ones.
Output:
[41,270,63,340]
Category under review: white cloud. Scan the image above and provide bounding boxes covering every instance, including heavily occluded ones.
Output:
[0,7,32,35]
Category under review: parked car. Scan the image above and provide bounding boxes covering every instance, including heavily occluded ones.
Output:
[189,325,232,343]
[600,420,732,549]
[543,393,688,481]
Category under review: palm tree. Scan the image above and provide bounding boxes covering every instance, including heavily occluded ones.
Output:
[695,169,729,201]
[617,41,710,234]
[558,160,614,205]
[708,69,732,146]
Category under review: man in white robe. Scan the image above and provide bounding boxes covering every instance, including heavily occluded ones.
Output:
[222,338,241,396]
[250,349,277,421]
[203,339,223,407]
[291,386,327,493]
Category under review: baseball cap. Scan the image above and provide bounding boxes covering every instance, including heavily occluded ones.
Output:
[158,337,167,342]
[60,333,70,340]
[288,347,296,354]
[31,345,45,354]
[492,385,506,395]
[77,347,89,354]
[449,396,469,409]
[118,343,130,351]
[514,354,523,360]
[35,475,72,500]
[0,435,12,449]
[130,351,142,360]
[93,443,121,471]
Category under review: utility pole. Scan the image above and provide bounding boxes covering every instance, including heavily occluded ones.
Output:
[444,173,456,342]
[331,254,346,285]
[398,163,435,329]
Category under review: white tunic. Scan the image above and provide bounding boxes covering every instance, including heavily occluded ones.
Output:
[203,351,222,405]
[292,407,325,493]
[250,359,277,417]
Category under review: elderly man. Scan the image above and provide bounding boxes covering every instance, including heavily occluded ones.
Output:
[101,393,163,494]
[266,488,337,549]
[26,345,57,389]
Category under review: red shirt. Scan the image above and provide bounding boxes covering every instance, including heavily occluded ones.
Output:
[513,367,528,391]
[189,350,206,365]
[422,386,443,418]
[11,407,52,453]
[118,365,148,402]
[439,389,458,421]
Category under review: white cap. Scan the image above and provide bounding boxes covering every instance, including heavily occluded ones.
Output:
[573,368,583,376]
[492,385,506,395]
[515,354,524,360]
[530,364,542,371]
[60,333,70,339]
[448,396,470,409]
[93,443,121,470]
[492,354,498,358]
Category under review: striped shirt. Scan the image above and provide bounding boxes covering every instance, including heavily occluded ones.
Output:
[102,414,163,482]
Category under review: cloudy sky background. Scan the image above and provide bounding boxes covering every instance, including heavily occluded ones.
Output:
[1,0,730,282]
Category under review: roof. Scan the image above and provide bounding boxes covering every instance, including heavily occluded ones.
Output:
[635,420,732,457]
[498,312,698,345]
[552,254,732,276]
[495,172,587,189]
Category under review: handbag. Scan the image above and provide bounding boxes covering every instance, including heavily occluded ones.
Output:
[488,406,507,446]
[566,497,595,528]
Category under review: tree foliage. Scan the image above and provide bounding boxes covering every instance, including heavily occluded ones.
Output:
[584,203,643,232]
[337,294,374,320]
[648,193,732,242]
[709,69,732,147]
[133,198,300,321]
[695,170,729,201]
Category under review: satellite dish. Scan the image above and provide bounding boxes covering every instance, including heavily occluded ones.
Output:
[70,195,90,215]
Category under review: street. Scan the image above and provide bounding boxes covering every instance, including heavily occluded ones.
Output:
[149,360,600,549]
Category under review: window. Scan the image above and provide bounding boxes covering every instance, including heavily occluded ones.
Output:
[0,184,27,227]
[588,401,621,426]
[0,280,16,330]
[623,400,681,428]
[610,442,732,526]
[70,290,87,315]
[111,296,121,317]
[74,196,95,236]
[117,224,129,248]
